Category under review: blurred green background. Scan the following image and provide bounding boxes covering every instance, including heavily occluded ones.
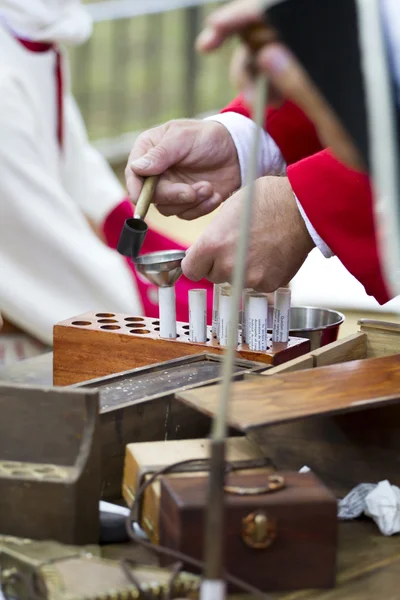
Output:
[70,1,235,144]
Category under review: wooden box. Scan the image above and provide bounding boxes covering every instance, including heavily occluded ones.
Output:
[178,347,400,495]
[0,384,101,545]
[159,471,338,592]
[122,437,271,543]
[53,312,310,386]
[73,353,264,499]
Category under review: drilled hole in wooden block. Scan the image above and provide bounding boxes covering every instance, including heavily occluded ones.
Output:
[97,318,118,324]
[72,321,92,326]
[182,325,189,330]
[184,331,189,335]
[11,470,29,476]
[101,325,121,330]
[124,317,144,323]
[96,313,115,318]
[130,329,151,334]
[152,321,160,326]
[154,327,160,331]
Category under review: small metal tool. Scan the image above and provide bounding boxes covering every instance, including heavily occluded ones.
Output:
[117,175,159,260]
[134,250,186,339]
[134,250,186,287]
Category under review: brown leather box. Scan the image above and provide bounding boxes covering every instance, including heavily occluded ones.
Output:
[159,471,338,592]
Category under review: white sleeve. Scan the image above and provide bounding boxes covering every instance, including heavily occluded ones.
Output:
[62,95,126,226]
[295,197,334,258]
[206,112,334,258]
[205,112,286,185]
[0,76,142,345]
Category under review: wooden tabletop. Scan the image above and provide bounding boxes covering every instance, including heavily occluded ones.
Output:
[2,354,400,598]
[272,520,400,600]
[102,520,400,599]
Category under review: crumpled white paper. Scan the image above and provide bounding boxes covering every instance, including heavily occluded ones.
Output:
[338,480,400,536]
[299,465,311,473]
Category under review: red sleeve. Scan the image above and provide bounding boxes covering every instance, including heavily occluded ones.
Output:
[221,95,323,165]
[222,96,392,305]
[288,150,390,304]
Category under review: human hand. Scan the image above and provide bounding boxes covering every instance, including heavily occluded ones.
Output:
[125,120,241,220]
[196,0,264,52]
[197,0,363,171]
[182,176,314,289]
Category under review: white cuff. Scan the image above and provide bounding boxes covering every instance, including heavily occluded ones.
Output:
[205,112,286,186]
[296,197,334,258]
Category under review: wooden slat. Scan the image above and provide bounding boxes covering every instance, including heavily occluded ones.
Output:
[358,318,400,333]
[177,354,400,431]
[262,355,314,375]
[312,332,367,367]
[358,319,400,358]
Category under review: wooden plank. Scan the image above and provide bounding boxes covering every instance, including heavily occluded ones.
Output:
[312,333,367,367]
[257,334,366,376]
[177,354,400,431]
[263,355,314,375]
[358,319,400,358]
[358,318,400,333]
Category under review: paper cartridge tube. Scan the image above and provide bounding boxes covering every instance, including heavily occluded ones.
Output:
[189,289,207,343]
[159,286,177,339]
[242,288,254,344]
[272,287,291,342]
[248,293,268,351]
[218,285,232,347]
[212,284,221,338]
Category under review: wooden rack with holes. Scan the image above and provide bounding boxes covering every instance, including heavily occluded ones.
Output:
[53,311,310,386]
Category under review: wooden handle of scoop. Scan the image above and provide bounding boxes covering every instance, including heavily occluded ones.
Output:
[134,175,159,220]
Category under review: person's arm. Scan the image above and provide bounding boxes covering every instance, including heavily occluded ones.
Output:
[288,149,391,304]
[0,74,141,345]
[218,95,391,303]
[220,95,323,166]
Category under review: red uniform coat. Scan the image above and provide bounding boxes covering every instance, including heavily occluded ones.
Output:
[222,96,391,305]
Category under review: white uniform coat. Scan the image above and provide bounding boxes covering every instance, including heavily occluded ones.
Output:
[0,2,142,346]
